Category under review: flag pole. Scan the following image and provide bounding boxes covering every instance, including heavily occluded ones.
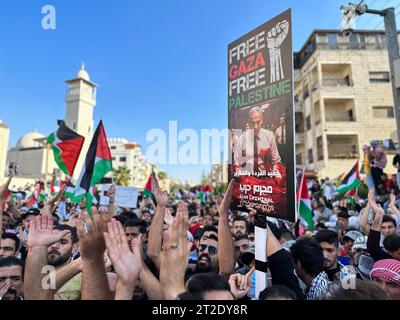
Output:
[296,166,305,221]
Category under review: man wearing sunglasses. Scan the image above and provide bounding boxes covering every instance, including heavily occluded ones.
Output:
[195,234,219,273]
[233,106,281,176]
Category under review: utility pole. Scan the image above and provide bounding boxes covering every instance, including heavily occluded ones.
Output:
[341,1,400,144]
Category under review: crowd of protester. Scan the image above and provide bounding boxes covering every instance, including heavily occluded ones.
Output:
[1,157,400,300]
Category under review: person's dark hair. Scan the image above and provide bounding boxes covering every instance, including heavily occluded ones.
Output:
[383,233,400,252]
[176,291,203,300]
[248,222,255,234]
[291,237,324,277]
[234,235,249,242]
[125,218,141,228]
[52,214,60,225]
[0,256,24,270]
[280,230,295,242]
[382,215,397,228]
[321,279,389,300]
[206,234,218,242]
[1,233,20,251]
[259,285,297,300]
[267,221,281,241]
[125,219,148,234]
[337,211,350,219]
[232,215,248,225]
[314,230,338,247]
[54,224,78,244]
[113,215,128,226]
[120,211,138,220]
[315,222,327,230]
[186,273,233,299]
[203,225,218,234]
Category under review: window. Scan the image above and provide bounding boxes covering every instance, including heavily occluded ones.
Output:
[73,122,76,130]
[373,106,394,118]
[88,126,91,133]
[308,149,314,164]
[119,157,127,162]
[328,34,338,49]
[317,136,324,161]
[303,87,309,100]
[111,157,116,161]
[296,153,303,165]
[349,34,358,49]
[369,72,390,83]
[306,115,312,131]
[111,146,117,150]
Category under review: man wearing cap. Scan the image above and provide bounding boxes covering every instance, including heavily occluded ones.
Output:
[370,259,400,300]
[340,230,364,259]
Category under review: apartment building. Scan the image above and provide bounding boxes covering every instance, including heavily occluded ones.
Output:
[294,30,400,178]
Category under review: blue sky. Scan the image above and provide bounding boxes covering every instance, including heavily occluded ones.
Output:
[1,0,399,183]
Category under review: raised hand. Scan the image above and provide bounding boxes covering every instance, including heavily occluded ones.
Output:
[0,280,11,299]
[106,184,116,202]
[152,174,168,207]
[389,191,396,208]
[219,180,234,218]
[160,202,190,300]
[164,207,174,226]
[368,188,375,205]
[0,175,12,201]
[229,267,255,300]
[41,184,67,217]
[76,207,110,261]
[27,215,69,250]
[104,219,142,285]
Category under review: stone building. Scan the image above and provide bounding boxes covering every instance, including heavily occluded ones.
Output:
[294,30,400,178]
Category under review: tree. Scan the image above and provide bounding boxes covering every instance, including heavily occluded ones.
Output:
[113,166,131,186]
[157,171,167,180]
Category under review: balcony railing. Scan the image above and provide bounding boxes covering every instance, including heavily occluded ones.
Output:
[322,78,353,87]
[295,101,303,112]
[296,133,304,144]
[328,145,358,159]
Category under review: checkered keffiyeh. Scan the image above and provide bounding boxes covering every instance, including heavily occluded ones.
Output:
[370,259,400,287]
[306,271,330,300]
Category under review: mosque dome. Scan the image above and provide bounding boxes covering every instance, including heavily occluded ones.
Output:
[76,63,90,81]
[16,132,45,149]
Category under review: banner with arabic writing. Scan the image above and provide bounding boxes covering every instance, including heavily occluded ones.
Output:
[228,9,295,222]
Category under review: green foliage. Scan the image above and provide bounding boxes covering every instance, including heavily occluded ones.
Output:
[113,166,131,186]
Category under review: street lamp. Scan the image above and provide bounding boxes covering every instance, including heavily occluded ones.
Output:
[340,1,400,145]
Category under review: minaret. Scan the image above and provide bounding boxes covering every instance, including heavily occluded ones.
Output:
[0,119,10,184]
[64,63,97,179]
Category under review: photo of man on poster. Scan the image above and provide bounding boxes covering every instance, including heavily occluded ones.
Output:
[233,106,282,181]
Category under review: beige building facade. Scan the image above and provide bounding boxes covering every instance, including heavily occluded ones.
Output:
[0,120,10,184]
[295,30,400,179]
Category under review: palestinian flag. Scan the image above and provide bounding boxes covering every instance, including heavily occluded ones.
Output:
[25,194,37,208]
[40,190,47,202]
[71,121,112,215]
[336,162,361,194]
[143,173,157,206]
[50,182,56,197]
[47,120,85,177]
[296,174,314,229]
[65,181,81,203]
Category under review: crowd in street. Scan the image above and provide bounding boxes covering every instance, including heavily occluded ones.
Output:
[1,144,400,301]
